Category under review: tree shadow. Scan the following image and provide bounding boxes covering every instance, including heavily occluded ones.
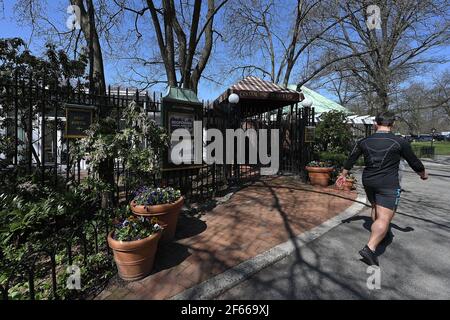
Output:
[149,215,208,273]
[175,214,208,240]
[255,178,369,299]
[341,215,414,256]
[152,242,191,273]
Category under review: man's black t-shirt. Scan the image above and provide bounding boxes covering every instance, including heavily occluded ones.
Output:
[343,131,425,188]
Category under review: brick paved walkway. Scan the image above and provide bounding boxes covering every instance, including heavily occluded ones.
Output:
[95,176,357,300]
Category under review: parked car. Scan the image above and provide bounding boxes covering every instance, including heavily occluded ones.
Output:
[403,135,414,142]
[414,134,433,142]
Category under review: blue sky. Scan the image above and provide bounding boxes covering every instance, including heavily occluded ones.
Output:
[1,0,449,103]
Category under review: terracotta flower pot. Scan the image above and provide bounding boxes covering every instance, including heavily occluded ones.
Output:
[130,197,184,242]
[343,179,355,191]
[107,231,161,281]
[305,166,334,187]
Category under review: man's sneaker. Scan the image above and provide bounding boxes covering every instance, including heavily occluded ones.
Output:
[359,245,379,266]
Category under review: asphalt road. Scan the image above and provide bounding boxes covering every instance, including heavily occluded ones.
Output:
[217,162,450,299]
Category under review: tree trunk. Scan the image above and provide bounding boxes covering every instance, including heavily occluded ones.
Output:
[71,0,112,207]
[189,0,215,93]
[71,0,106,96]
[147,0,177,87]
[377,88,389,112]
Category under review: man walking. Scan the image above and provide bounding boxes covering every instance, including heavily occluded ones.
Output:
[336,112,428,266]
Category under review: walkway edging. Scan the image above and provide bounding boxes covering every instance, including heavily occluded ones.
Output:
[171,193,368,300]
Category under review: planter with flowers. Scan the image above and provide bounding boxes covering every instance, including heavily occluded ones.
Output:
[342,174,357,191]
[305,161,334,187]
[107,214,163,281]
[130,186,183,242]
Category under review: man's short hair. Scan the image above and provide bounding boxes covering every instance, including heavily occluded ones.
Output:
[375,111,396,126]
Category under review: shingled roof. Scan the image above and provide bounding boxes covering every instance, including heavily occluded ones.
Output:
[214,76,303,116]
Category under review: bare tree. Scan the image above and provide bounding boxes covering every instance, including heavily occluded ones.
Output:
[70,0,106,96]
[330,0,449,112]
[224,0,375,131]
[13,0,110,96]
[224,0,371,89]
[430,70,450,119]
[111,0,227,93]
[147,0,228,93]
[382,69,450,134]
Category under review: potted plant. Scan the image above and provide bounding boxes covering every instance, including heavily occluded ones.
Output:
[107,212,163,281]
[130,186,183,242]
[305,161,334,187]
[342,174,357,191]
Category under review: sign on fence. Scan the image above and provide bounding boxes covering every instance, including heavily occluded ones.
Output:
[162,87,203,169]
[65,104,95,138]
[305,126,316,143]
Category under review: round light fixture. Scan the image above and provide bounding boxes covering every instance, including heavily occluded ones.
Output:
[228,93,240,104]
[301,97,313,108]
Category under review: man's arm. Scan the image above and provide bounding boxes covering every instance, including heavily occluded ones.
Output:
[400,140,428,180]
[337,140,363,185]
[342,140,363,173]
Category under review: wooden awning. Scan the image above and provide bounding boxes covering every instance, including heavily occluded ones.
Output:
[214,76,303,116]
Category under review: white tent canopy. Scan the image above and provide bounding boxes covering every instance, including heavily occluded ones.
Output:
[346,115,375,125]
[314,113,375,125]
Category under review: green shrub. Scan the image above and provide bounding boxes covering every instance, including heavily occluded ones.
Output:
[319,152,348,168]
[0,177,114,300]
[314,111,353,154]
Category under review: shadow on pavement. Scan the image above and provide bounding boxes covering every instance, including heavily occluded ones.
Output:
[152,242,191,273]
[341,215,414,256]
[175,214,208,240]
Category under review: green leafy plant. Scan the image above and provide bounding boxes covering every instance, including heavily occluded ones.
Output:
[72,101,170,190]
[314,111,353,155]
[132,186,181,206]
[319,151,348,168]
[0,177,114,300]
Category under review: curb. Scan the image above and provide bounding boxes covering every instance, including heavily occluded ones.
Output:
[171,193,368,300]
[420,160,450,167]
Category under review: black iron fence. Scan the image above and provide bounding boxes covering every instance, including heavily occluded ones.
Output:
[412,145,435,159]
[0,74,313,203]
[0,73,313,299]
[0,208,111,300]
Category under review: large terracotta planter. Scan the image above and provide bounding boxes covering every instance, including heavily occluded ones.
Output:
[130,197,184,242]
[107,231,161,281]
[305,166,334,187]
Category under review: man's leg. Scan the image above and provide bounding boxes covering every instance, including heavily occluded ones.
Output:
[367,205,395,252]
[364,186,376,221]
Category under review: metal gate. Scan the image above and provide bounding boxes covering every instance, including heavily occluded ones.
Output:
[204,101,314,187]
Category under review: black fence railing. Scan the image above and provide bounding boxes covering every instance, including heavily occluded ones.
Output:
[1,74,313,203]
[0,73,313,299]
[411,145,435,159]
[0,208,111,300]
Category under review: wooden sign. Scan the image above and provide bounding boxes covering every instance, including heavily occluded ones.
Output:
[305,126,316,143]
[238,90,298,101]
[65,104,95,138]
